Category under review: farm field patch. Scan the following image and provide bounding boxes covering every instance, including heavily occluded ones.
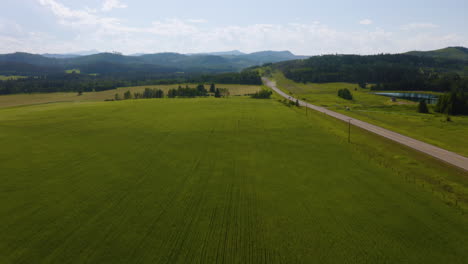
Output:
[0,97,467,263]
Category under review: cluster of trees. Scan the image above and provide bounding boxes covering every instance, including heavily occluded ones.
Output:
[167,84,208,98]
[434,91,468,115]
[115,84,234,100]
[338,88,353,100]
[117,88,165,100]
[0,70,262,95]
[251,89,273,99]
[214,88,230,98]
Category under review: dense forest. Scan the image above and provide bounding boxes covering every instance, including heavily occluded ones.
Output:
[275,54,468,92]
[0,70,262,95]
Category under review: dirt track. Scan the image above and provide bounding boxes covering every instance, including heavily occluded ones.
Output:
[263,77,468,172]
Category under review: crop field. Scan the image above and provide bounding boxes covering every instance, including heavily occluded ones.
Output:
[0,97,467,263]
[0,84,262,109]
[0,75,26,80]
[273,72,468,157]
[114,84,262,97]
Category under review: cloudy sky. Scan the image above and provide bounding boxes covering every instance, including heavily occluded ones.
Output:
[1,0,467,55]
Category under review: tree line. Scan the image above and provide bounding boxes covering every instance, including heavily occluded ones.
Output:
[0,70,262,95]
[115,84,233,101]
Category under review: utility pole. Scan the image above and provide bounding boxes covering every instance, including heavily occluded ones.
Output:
[348,119,352,143]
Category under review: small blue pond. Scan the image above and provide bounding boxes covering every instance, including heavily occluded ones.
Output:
[374,92,439,104]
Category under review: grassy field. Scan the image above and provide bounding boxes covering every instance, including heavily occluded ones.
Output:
[273,72,468,157]
[0,75,26,80]
[0,84,262,109]
[65,69,81,74]
[0,97,467,263]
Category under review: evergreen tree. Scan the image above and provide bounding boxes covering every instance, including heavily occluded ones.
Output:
[418,100,429,113]
[196,84,207,96]
[168,89,177,98]
[214,88,221,98]
[124,90,132,100]
[210,83,216,93]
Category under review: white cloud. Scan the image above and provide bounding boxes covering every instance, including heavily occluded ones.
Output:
[21,0,468,54]
[401,23,439,31]
[187,19,208,24]
[101,0,127,12]
[359,19,373,25]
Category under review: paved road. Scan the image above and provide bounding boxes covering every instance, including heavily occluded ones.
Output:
[263,77,468,172]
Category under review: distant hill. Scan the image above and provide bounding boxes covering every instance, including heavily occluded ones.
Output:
[42,50,100,59]
[267,52,468,92]
[42,54,82,59]
[188,50,246,56]
[0,50,306,75]
[0,52,58,66]
[239,51,307,64]
[406,47,468,61]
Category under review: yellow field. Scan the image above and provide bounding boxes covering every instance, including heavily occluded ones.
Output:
[0,84,262,108]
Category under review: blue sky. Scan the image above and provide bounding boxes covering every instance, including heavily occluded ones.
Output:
[1,0,467,55]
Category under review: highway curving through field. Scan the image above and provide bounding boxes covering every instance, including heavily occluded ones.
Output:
[263,77,468,172]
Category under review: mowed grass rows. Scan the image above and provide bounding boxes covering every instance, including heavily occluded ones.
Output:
[0,98,467,263]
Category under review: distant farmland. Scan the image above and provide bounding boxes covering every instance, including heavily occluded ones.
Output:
[0,75,26,80]
[0,97,466,263]
[0,84,262,109]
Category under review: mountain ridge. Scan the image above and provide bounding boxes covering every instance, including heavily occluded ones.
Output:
[0,50,306,74]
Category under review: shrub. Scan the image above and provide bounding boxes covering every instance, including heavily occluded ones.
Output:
[418,100,429,113]
[124,90,132,100]
[338,88,353,100]
[251,89,273,99]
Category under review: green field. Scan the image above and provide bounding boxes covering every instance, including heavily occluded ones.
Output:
[0,75,26,80]
[0,97,467,263]
[0,84,262,109]
[65,69,81,74]
[273,72,468,157]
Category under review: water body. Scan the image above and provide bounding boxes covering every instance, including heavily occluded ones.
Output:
[374,92,439,104]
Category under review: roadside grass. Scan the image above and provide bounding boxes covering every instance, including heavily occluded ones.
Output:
[0,84,262,109]
[0,97,466,263]
[273,72,468,157]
